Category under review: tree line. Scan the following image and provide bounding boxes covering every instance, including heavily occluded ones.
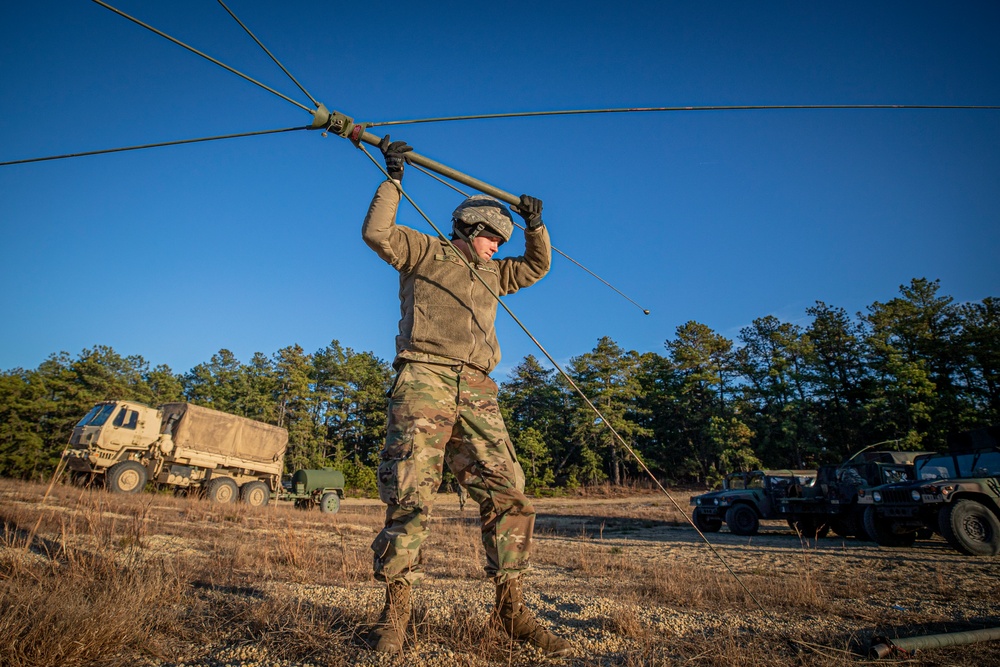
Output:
[1,278,996,491]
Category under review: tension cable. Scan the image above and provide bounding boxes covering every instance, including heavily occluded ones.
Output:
[410,162,650,315]
[91,0,313,115]
[0,126,308,167]
[215,0,321,110]
[367,103,1000,127]
[357,142,775,623]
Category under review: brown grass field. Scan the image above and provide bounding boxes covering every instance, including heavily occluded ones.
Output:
[2,477,999,667]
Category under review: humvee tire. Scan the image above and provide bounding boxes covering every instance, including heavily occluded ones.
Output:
[938,499,1000,556]
[725,504,759,536]
[106,460,147,494]
[205,477,239,503]
[240,480,270,507]
[692,508,722,533]
[863,506,917,547]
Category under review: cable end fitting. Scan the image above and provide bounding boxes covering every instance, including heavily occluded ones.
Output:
[309,103,355,137]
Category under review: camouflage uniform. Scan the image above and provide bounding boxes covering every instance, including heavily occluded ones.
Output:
[362,180,551,585]
[372,361,532,583]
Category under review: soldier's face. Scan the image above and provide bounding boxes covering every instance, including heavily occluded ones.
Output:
[471,235,502,261]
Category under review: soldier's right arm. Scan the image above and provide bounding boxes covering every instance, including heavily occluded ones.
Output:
[362,180,429,272]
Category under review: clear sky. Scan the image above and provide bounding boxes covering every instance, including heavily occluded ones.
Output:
[1,0,998,379]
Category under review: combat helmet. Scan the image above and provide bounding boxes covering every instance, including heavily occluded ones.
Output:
[452,195,514,244]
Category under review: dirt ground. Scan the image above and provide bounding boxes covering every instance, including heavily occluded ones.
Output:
[3,482,1000,666]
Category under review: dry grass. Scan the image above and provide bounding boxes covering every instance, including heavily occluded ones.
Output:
[2,477,999,666]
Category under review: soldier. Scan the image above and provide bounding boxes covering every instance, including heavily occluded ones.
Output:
[361,137,571,657]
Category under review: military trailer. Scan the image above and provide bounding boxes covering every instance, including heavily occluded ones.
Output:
[280,468,346,514]
[690,469,818,536]
[64,400,287,506]
[857,426,1000,554]
[777,451,922,539]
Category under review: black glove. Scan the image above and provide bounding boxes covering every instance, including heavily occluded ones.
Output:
[512,194,543,229]
[378,135,412,180]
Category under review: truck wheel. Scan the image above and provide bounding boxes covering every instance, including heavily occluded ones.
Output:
[938,500,1000,556]
[692,508,722,533]
[320,492,341,514]
[106,461,147,494]
[829,517,853,538]
[205,477,239,504]
[725,504,759,536]
[863,506,916,547]
[240,481,270,507]
[850,507,872,541]
[791,518,829,539]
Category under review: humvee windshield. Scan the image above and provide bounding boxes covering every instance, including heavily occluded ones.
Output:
[916,451,1000,480]
[76,404,116,427]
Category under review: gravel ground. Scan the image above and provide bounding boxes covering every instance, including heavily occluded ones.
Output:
[4,486,1000,666]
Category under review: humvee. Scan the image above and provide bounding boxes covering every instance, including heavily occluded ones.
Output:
[690,469,817,536]
[857,426,1000,555]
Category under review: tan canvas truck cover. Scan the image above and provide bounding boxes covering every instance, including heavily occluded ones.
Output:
[159,403,287,472]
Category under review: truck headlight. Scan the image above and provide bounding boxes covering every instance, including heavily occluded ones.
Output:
[695,498,702,505]
[873,491,882,503]
[713,498,720,505]
[910,490,921,501]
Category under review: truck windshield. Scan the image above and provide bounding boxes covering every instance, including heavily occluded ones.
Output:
[77,404,117,427]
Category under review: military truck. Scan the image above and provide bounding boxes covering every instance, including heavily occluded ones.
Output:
[64,400,287,506]
[857,426,1000,554]
[690,469,818,536]
[777,451,922,539]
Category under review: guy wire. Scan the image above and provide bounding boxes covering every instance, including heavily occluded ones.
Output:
[215,0,320,109]
[410,162,651,315]
[0,127,309,167]
[90,0,312,114]
[357,143,776,623]
[367,103,1000,126]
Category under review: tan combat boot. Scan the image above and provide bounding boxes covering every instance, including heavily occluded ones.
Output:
[493,577,572,658]
[366,581,411,652]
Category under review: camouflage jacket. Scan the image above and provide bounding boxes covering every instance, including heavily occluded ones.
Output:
[362,180,551,373]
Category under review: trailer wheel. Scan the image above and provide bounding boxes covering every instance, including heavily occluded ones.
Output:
[692,508,722,533]
[863,506,916,547]
[938,500,1000,556]
[725,504,759,536]
[205,477,239,504]
[106,461,147,494]
[320,492,341,514]
[240,481,270,507]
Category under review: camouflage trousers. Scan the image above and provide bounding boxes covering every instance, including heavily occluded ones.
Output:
[372,361,533,585]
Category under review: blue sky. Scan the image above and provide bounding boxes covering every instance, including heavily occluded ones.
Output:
[1,1,998,379]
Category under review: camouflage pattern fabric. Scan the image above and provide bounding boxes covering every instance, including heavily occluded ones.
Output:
[372,361,533,585]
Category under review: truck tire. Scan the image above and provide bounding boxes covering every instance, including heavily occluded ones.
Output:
[240,481,270,507]
[725,504,759,536]
[205,477,239,504]
[863,505,916,547]
[692,508,722,533]
[320,491,341,514]
[850,507,872,541]
[938,500,1000,556]
[106,461,147,494]
[790,518,829,539]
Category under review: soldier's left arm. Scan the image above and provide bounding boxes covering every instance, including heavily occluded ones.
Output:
[495,225,552,296]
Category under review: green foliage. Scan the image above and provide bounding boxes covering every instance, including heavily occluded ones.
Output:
[0,278,995,489]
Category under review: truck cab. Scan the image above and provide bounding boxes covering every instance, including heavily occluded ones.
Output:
[65,400,162,484]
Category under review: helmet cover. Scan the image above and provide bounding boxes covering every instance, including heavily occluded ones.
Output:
[451,195,514,244]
